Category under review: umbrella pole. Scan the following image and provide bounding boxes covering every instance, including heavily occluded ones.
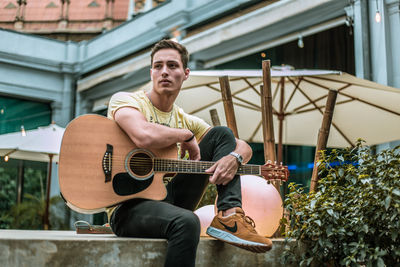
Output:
[278,77,285,165]
[16,160,24,204]
[219,76,239,138]
[209,109,221,127]
[261,60,280,192]
[44,154,53,230]
[310,89,338,191]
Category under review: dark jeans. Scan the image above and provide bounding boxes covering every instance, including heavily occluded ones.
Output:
[110,126,242,267]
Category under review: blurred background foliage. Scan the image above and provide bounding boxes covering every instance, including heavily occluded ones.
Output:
[0,159,68,230]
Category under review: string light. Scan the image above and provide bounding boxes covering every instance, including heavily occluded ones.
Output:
[297,35,304,48]
[375,0,381,23]
[21,125,26,136]
[3,150,16,162]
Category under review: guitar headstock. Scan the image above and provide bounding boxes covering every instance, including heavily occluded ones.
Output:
[260,160,289,183]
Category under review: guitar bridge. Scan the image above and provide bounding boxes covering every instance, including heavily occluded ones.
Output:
[103,144,113,183]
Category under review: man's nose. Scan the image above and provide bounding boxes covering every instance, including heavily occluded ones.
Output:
[161,65,169,75]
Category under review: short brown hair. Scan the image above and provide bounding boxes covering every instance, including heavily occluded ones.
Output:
[150,39,189,69]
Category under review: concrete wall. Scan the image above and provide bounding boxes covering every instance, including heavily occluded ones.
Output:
[0,230,297,267]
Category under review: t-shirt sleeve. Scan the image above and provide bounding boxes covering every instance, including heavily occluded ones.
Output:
[185,113,211,141]
[107,92,141,119]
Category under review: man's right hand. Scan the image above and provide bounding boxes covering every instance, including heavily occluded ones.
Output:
[180,135,201,161]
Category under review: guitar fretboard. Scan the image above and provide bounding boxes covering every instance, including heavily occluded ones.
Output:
[154,158,261,175]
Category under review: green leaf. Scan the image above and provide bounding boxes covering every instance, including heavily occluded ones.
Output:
[376,257,385,267]
[392,188,400,196]
[327,209,334,216]
[385,195,391,210]
[338,168,344,177]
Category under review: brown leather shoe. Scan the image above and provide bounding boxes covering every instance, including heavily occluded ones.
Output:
[206,207,272,253]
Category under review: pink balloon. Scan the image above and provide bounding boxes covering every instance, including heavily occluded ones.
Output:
[239,175,283,237]
[214,175,283,237]
[194,204,216,236]
[195,175,283,237]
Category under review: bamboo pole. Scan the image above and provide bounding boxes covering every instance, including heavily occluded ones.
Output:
[261,60,277,163]
[278,77,285,164]
[310,89,338,192]
[261,60,280,193]
[44,154,53,230]
[209,108,221,127]
[219,76,239,138]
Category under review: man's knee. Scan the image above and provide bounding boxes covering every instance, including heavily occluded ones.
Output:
[172,211,201,242]
[208,126,235,138]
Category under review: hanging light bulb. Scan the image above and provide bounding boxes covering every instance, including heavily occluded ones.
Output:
[375,10,381,23]
[4,155,9,162]
[21,125,26,136]
[297,35,304,48]
[375,0,381,23]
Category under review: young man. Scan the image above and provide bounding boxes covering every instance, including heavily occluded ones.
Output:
[107,40,272,266]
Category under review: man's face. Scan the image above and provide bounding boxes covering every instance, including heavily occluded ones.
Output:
[150,48,189,96]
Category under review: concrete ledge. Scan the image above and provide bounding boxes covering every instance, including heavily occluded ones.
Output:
[0,230,294,266]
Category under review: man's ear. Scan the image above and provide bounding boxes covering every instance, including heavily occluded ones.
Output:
[184,68,190,80]
[150,68,153,80]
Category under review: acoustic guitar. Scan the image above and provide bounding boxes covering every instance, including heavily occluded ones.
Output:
[59,114,289,214]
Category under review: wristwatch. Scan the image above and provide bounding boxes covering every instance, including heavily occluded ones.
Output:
[229,152,243,165]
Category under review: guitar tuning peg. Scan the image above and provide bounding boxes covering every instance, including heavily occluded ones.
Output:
[280,162,283,166]
[274,161,277,165]
[267,160,271,164]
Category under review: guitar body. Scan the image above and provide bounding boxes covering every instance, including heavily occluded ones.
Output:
[59,114,176,213]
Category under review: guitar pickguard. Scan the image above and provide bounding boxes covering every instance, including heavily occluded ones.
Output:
[112,172,154,196]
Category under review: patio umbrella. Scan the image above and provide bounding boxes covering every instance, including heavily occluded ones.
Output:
[0,123,65,229]
[140,68,400,153]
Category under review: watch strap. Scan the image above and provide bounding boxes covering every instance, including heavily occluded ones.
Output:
[229,152,243,165]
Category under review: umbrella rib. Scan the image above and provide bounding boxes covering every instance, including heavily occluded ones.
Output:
[182,77,248,90]
[249,121,262,142]
[189,99,222,114]
[289,79,354,147]
[308,75,384,90]
[284,77,302,111]
[206,84,221,92]
[292,83,352,112]
[234,101,261,111]
[290,99,355,115]
[182,82,218,90]
[338,91,400,117]
[232,95,261,110]
[243,78,261,96]
[272,81,280,103]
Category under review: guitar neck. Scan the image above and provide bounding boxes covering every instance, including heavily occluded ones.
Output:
[154,158,261,176]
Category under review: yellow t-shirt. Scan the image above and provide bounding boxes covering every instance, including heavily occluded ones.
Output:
[105,90,211,221]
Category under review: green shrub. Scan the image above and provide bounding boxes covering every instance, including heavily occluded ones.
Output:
[281,141,400,266]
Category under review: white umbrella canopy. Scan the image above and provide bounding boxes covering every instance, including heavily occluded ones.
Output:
[141,68,400,148]
[0,122,65,229]
[0,123,64,162]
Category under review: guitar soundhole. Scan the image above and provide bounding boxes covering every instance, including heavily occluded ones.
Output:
[129,152,153,177]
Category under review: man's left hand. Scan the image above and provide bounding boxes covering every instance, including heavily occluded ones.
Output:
[206,155,239,185]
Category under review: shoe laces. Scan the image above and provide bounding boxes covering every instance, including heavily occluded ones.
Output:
[244,215,256,229]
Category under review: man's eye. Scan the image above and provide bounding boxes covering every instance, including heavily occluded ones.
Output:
[168,64,177,68]
[154,64,162,69]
